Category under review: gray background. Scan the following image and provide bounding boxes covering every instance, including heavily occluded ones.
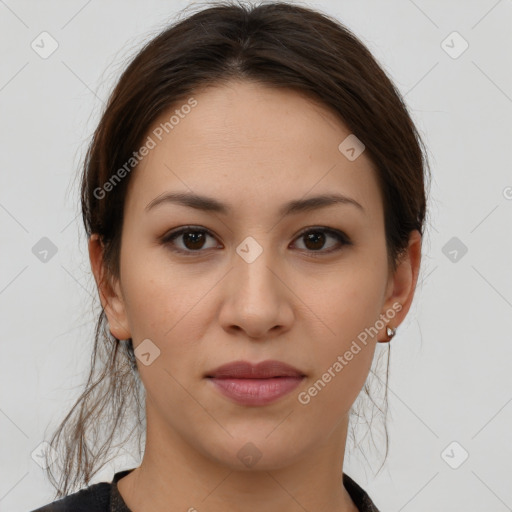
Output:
[1,0,511,511]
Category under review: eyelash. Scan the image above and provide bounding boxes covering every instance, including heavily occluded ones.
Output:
[160,225,352,257]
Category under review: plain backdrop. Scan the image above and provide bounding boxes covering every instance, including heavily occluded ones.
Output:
[1,1,511,511]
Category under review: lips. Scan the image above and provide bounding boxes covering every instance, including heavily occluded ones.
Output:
[205,360,306,406]
[205,360,305,379]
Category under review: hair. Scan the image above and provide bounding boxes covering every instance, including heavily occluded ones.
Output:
[44,0,430,499]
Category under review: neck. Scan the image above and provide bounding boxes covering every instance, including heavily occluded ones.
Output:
[117,401,359,512]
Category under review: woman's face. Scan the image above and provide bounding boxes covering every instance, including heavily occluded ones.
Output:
[93,80,419,470]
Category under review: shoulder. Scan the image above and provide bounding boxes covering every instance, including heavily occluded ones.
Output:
[343,473,381,512]
[30,481,111,512]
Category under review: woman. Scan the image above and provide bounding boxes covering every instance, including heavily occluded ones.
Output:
[33,1,429,511]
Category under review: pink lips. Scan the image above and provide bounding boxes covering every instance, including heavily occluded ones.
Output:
[206,360,305,406]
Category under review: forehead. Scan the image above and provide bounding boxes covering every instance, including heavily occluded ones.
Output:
[125,80,382,222]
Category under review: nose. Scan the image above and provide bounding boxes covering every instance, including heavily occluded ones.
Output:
[218,241,294,340]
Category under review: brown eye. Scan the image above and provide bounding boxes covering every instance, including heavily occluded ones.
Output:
[303,231,326,250]
[293,227,351,254]
[162,227,219,254]
[161,225,351,257]
[181,230,207,250]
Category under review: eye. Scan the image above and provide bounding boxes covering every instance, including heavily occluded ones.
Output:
[291,227,351,255]
[161,226,220,255]
[160,225,351,256]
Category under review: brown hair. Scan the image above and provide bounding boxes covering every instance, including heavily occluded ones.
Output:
[44,0,430,498]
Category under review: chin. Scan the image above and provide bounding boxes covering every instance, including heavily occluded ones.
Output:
[202,434,307,471]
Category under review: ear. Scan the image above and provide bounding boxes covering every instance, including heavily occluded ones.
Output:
[380,230,422,338]
[88,234,131,340]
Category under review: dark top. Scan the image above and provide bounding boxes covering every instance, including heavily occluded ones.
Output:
[31,468,381,511]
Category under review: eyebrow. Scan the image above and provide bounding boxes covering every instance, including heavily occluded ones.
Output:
[145,191,365,216]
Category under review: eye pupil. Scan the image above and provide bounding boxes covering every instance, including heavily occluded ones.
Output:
[184,231,205,250]
[304,231,325,250]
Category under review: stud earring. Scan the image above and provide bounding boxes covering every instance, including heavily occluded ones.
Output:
[379,325,396,343]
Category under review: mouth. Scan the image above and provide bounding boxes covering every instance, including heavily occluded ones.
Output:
[205,360,306,406]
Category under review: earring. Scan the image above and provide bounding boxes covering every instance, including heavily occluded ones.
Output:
[379,325,396,343]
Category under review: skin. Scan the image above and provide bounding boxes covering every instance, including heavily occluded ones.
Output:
[89,80,421,512]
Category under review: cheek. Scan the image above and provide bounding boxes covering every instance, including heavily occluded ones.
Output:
[123,276,201,345]
[119,247,215,362]
[299,266,385,403]
[308,263,385,338]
